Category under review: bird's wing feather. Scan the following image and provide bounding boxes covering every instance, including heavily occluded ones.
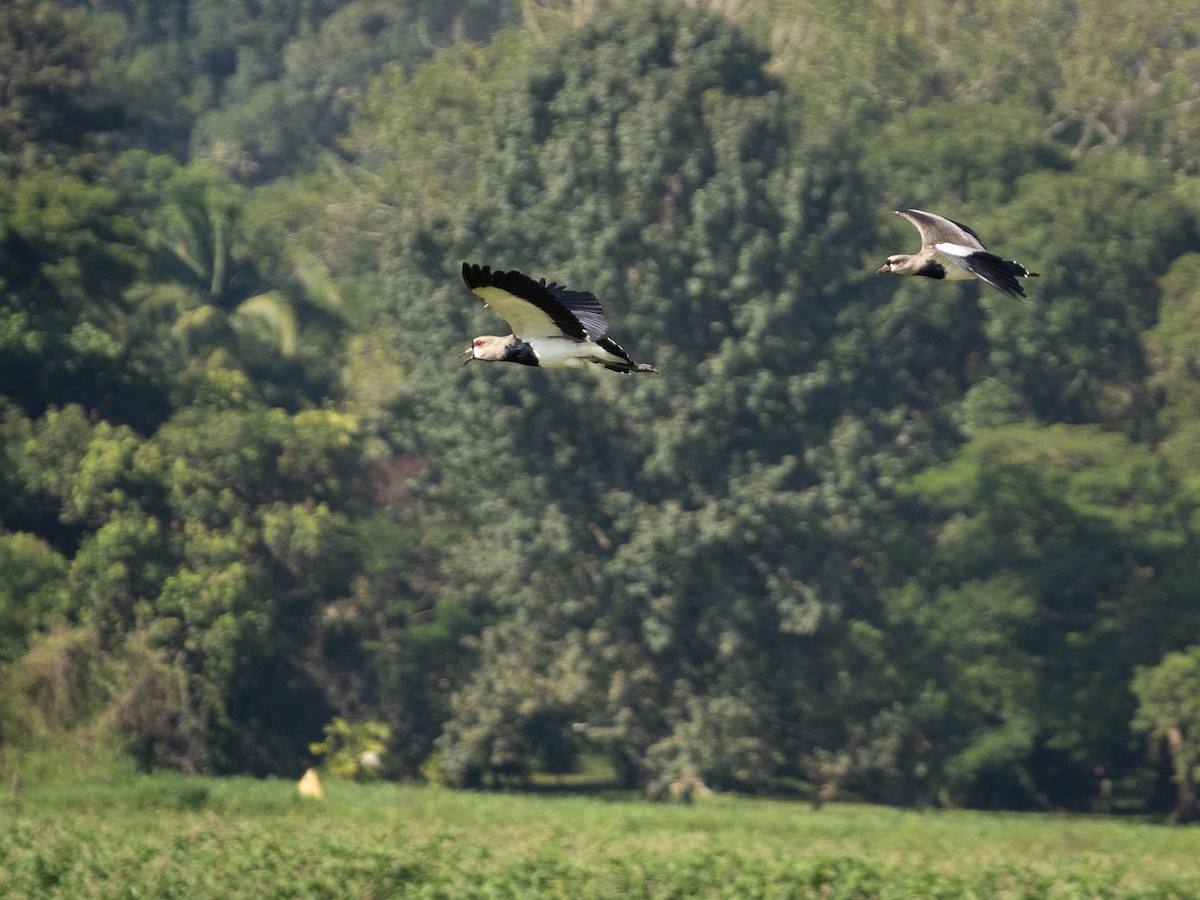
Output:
[462,263,593,341]
[595,335,633,365]
[934,243,1027,298]
[897,209,986,251]
[543,283,609,340]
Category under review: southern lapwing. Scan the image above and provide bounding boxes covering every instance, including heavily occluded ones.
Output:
[460,263,657,373]
[876,209,1039,299]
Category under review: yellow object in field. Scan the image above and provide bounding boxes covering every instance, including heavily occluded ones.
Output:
[298,768,324,800]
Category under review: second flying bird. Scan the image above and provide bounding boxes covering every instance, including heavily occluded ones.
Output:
[460,263,657,374]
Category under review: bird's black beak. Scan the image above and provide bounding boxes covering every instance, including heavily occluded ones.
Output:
[875,263,891,276]
[460,346,474,366]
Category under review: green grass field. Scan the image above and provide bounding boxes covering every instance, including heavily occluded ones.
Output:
[2,772,1198,898]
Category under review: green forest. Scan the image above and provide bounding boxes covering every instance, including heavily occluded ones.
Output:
[3,0,1200,820]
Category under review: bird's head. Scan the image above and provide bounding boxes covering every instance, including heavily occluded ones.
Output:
[876,254,908,276]
[461,335,511,364]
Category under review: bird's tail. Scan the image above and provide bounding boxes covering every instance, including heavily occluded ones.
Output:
[603,361,658,374]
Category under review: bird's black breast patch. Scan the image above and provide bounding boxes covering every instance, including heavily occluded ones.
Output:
[916,259,947,280]
[503,338,539,367]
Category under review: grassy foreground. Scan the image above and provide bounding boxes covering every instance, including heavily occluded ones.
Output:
[1,773,1198,898]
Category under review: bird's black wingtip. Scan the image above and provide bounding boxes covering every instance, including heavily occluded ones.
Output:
[983,278,1024,300]
[462,262,489,289]
[463,262,542,296]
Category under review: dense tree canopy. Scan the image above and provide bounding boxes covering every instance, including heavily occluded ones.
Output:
[2,0,1200,816]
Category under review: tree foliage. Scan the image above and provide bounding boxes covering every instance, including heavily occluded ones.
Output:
[1132,646,1200,822]
[2,0,1200,815]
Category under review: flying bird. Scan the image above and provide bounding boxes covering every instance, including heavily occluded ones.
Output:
[460,263,657,373]
[876,209,1039,299]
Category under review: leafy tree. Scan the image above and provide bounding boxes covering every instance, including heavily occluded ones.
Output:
[0,170,170,428]
[0,532,67,662]
[2,625,107,745]
[1145,252,1200,478]
[770,0,1200,172]
[373,1,921,795]
[309,716,390,780]
[893,424,1200,808]
[5,404,99,553]
[115,152,345,407]
[1132,646,1200,821]
[6,386,370,773]
[864,101,1069,212]
[981,155,1198,430]
[1045,0,1200,172]
[5,0,1200,812]
[0,8,183,437]
[192,1,431,182]
[306,505,481,776]
[0,1,125,173]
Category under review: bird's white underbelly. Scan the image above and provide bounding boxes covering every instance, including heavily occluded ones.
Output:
[530,338,622,367]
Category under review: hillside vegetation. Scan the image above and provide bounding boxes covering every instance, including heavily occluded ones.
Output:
[3,0,1200,817]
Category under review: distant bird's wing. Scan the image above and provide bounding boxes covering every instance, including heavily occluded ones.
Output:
[896,209,986,251]
[462,263,609,341]
[934,243,1029,299]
